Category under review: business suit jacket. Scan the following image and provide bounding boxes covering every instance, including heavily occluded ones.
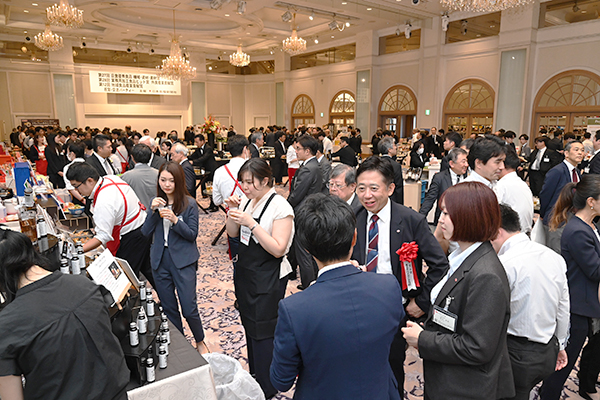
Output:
[332,145,358,167]
[418,242,514,400]
[588,151,600,174]
[381,155,404,205]
[180,159,197,199]
[410,151,428,169]
[288,157,322,209]
[350,194,363,215]
[270,264,404,400]
[250,143,260,159]
[419,169,452,225]
[539,162,580,224]
[561,216,600,318]
[351,201,449,313]
[528,148,560,174]
[425,135,443,159]
[141,196,199,270]
[86,153,114,176]
[189,144,217,173]
[548,138,564,152]
[121,164,159,210]
[318,156,332,194]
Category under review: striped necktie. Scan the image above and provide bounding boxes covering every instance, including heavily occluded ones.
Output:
[366,215,379,272]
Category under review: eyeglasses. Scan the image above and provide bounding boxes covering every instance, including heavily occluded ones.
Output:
[73,181,84,190]
[329,181,347,190]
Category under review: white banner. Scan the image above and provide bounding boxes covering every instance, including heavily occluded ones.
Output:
[89,71,181,95]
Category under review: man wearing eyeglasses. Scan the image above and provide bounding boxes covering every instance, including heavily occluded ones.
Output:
[329,164,362,214]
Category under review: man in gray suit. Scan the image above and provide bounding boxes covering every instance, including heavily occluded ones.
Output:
[316,142,331,195]
[379,137,404,205]
[121,144,159,211]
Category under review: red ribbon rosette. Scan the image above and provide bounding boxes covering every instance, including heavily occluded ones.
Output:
[396,241,420,291]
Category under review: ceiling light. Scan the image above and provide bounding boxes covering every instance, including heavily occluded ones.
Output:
[309,10,314,20]
[282,13,306,55]
[405,22,412,39]
[46,0,84,29]
[345,22,350,27]
[157,11,196,81]
[314,37,319,44]
[236,1,246,14]
[34,24,64,51]
[230,44,250,67]
[32,2,38,5]
[442,13,450,31]
[210,0,224,10]
[24,10,29,13]
[366,7,372,10]
[21,46,28,53]
[281,11,293,22]
[329,20,338,30]
[225,13,230,16]
[209,66,213,70]
[331,35,335,38]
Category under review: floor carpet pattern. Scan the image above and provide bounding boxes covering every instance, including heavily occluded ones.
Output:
[180,187,594,400]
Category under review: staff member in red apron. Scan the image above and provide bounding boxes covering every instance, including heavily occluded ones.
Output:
[66,162,153,287]
[28,133,48,175]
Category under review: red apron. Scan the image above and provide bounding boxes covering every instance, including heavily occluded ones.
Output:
[116,148,129,173]
[224,165,244,260]
[93,178,145,255]
[34,145,47,175]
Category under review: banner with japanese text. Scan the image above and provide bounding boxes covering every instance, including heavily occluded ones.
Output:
[89,71,181,95]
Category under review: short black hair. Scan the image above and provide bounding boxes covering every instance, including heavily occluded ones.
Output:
[66,161,99,183]
[67,141,86,159]
[92,134,110,153]
[519,134,529,140]
[227,135,249,157]
[535,136,549,145]
[564,132,576,141]
[295,193,356,263]
[195,134,205,142]
[503,147,520,171]
[276,131,286,140]
[317,131,326,138]
[131,144,152,164]
[499,204,521,233]
[356,156,394,186]
[297,134,319,156]
[584,132,591,139]
[445,132,462,148]
[504,130,516,139]
[340,136,350,144]
[467,136,506,170]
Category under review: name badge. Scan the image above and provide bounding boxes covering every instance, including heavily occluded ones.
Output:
[403,261,418,291]
[240,225,252,246]
[543,157,550,163]
[432,305,458,332]
[585,167,590,174]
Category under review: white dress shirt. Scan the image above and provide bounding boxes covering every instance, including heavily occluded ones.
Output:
[93,152,114,175]
[563,159,578,181]
[346,192,356,206]
[430,242,482,305]
[286,146,300,169]
[212,157,247,206]
[322,137,333,155]
[498,232,570,349]
[366,199,392,275]
[90,176,146,246]
[63,158,85,190]
[530,147,547,171]
[318,260,354,277]
[495,171,534,233]
[449,169,462,186]
[463,170,495,190]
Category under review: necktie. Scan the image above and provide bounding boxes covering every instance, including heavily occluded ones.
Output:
[366,215,379,272]
[572,169,579,183]
[533,151,543,170]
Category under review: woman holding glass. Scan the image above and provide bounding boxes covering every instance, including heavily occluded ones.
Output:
[402,182,514,399]
[141,161,207,352]
[225,158,294,399]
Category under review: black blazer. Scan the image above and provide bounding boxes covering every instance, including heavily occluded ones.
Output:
[150,154,167,170]
[351,201,449,313]
[410,151,428,169]
[86,154,114,176]
[332,146,358,167]
[190,144,217,173]
[381,155,404,205]
[589,152,600,174]
[250,144,260,159]
[45,147,66,177]
[528,148,560,173]
[419,169,452,225]
[348,135,362,154]
[349,194,363,215]
[288,157,322,209]
[318,157,332,195]
[539,162,580,223]
[418,242,514,399]
[180,159,196,199]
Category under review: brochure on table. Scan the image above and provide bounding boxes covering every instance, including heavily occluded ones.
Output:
[87,248,132,306]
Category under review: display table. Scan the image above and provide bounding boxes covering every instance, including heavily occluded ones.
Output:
[126,321,218,400]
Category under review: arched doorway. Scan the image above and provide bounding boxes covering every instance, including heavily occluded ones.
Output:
[329,90,355,132]
[291,94,315,128]
[378,85,417,138]
[533,70,600,137]
[443,79,495,137]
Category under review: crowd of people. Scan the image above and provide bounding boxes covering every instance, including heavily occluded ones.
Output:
[0,121,599,400]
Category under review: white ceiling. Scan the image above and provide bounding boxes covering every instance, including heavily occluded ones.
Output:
[0,0,447,57]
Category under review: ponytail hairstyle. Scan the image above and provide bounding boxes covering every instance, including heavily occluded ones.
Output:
[550,174,600,230]
[0,228,49,304]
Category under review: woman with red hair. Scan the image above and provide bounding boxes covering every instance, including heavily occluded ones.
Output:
[403,182,514,399]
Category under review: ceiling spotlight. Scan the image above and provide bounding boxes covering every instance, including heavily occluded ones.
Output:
[236,1,246,14]
[309,10,314,20]
[345,22,350,27]
[209,66,213,70]
[329,20,338,30]
[441,13,450,32]
[21,46,28,53]
[149,46,155,54]
[404,22,412,39]
[395,26,401,36]
[126,44,132,53]
[461,19,468,35]
[80,40,86,48]
[281,11,293,22]
[314,37,319,44]
[572,1,580,12]
[210,0,224,10]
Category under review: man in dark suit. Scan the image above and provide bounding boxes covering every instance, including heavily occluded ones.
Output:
[288,135,323,289]
[440,132,462,171]
[587,130,600,174]
[539,140,584,253]
[351,156,449,395]
[331,136,358,167]
[528,136,560,196]
[265,127,276,148]
[378,137,404,205]
[272,131,287,185]
[425,127,443,159]
[170,142,197,199]
[329,164,362,214]
[271,194,404,400]
[86,134,117,176]
[316,143,331,194]
[189,134,218,211]
[249,131,263,158]
[420,148,469,225]
[547,130,564,153]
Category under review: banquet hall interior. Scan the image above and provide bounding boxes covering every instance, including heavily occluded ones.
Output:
[0,0,599,397]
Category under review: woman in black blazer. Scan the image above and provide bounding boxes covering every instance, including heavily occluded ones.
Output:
[140,161,206,353]
[45,133,66,188]
[541,175,600,400]
[403,182,514,399]
[409,140,429,169]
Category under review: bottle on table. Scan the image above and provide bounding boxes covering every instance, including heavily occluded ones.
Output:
[145,358,155,383]
[137,307,148,334]
[158,346,168,369]
[129,322,139,347]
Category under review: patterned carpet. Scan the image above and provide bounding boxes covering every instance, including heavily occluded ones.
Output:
[183,186,594,400]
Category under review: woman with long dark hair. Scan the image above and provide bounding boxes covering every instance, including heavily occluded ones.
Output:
[0,229,129,399]
[28,133,48,175]
[115,136,131,173]
[540,174,600,400]
[409,140,428,169]
[225,158,294,399]
[403,182,514,399]
[45,133,66,188]
[141,161,206,352]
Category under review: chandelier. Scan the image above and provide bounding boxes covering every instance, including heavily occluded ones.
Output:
[282,14,306,55]
[229,45,250,67]
[440,0,533,12]
[34,24,64,51]
[156,11,196,81]
[46,0,83,29]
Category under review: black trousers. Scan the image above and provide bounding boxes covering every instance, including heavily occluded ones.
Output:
[578,327,600,393]
[528,169,545,197]
[245,331,277,399]
[115,226,154,289]
[540,313,589,400]
[290,237,318,288]
[500,335,558,400]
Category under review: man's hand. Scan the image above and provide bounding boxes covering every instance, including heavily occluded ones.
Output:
[401,321,423,350]
[406,298,425,318]
[555,349,567,371]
